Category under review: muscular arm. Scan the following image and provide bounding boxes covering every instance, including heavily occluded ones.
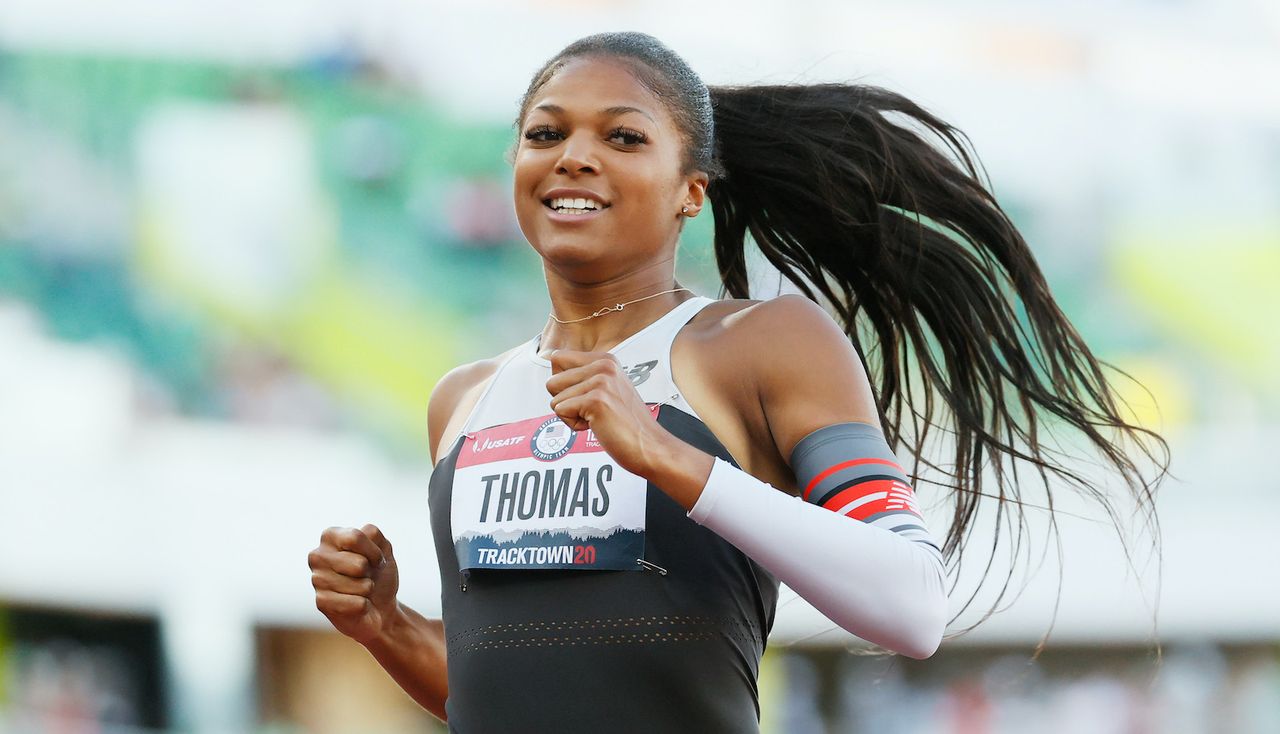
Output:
[357,359,499,721]
[362,603,449,721]
[645,295,947,658]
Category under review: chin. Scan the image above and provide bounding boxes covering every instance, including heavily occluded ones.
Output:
[530,238,606,268]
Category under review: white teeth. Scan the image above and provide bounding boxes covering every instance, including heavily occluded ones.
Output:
[548,196,602,211]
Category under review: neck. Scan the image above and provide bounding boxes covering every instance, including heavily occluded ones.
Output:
[539,263,694,353]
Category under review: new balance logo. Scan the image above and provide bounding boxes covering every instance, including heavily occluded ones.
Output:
[622,360,658,387]
[885,483,922,516]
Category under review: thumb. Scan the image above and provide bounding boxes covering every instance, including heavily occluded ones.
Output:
[360,523,394,569]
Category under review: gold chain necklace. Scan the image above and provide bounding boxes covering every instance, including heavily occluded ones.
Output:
[547,287,693,324]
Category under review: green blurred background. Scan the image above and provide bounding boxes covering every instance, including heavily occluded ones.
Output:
[1,2,1277,732]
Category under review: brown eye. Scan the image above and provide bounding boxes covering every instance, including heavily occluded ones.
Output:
[524,125,562,142]
[608,127,648,146]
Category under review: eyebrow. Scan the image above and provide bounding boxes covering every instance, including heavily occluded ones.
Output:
[533,104,656,123]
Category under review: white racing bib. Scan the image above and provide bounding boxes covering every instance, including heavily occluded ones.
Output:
[451,406,660,571]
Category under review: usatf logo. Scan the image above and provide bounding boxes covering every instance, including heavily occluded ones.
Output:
[530,417,576,461]
[471,434,526,454]
[622,360,657,387]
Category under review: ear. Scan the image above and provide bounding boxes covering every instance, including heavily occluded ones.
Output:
[681,170,709,217]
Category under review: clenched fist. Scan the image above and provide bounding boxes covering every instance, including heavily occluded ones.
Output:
[308,524,399,646]
[544,349,672,477]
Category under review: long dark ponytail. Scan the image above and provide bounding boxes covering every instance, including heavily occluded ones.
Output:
[517,32,1172,637]
[708,82,1170,632]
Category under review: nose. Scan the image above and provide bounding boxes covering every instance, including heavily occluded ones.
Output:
[554,132,598,176]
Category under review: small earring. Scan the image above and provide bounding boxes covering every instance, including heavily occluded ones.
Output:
[681,206,689,214]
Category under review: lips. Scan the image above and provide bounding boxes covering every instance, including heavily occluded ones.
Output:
[540,188,611,210]
[539,188,610,223]
[542,204,607,223]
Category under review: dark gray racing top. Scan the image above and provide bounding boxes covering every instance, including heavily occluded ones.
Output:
[427,296,780,732]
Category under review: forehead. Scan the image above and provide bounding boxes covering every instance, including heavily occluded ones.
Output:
[526,56,670,124]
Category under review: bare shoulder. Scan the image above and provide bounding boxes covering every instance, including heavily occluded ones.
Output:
[680,294,852,383]
[682,295,762,338]
[693,294,878,460]
[426,343,523,466]
[738,292,840,328]
[691,293,846,351]
[725,294,870,383]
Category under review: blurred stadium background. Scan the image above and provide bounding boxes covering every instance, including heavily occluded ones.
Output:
[1,1,1278,732]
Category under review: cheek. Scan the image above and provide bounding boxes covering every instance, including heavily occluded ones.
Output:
[626,173,680,219]
[511,157,544,218]
[511,151,536,193]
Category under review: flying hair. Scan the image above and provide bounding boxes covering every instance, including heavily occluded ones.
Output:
[512,30,1174,650]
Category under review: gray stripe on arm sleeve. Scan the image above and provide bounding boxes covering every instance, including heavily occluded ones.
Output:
[790,421,942,559]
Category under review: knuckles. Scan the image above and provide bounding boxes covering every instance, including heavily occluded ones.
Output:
[322,525,361,547]
[312,527,384,626]
[315,589,338,611]
[360,523,383,544]
[311,571,376,597]
[315,589,370,616]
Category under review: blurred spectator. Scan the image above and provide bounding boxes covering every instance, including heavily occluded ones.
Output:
[214,343,341,429]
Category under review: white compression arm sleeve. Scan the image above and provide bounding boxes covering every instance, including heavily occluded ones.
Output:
[687,439,947,659]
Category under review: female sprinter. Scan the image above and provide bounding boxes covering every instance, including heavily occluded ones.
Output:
[307,31,1169,732]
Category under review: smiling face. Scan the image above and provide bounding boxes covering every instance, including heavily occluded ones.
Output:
[512,55,707,281]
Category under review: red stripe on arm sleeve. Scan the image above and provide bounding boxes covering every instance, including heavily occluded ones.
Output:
[802,457,907,501]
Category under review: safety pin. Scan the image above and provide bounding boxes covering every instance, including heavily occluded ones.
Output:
[636,558,668,575]
[654,392,681,409]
